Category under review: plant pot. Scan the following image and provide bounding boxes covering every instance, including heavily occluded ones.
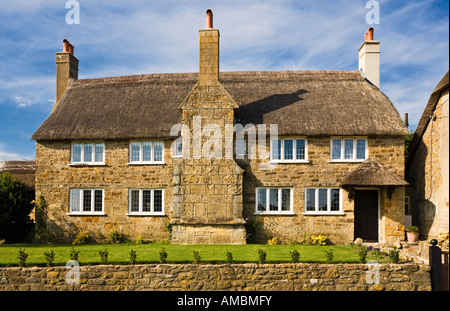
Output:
[407,232,419,243]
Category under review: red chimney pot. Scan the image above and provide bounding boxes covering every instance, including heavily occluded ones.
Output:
[206,9,213,28]
[364,27,374,41]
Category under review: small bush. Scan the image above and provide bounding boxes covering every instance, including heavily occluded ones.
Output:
[44,250,55,267]
[17,248,28,267]
[135,235,145,244]
[193,250,201,264]
[245,218,258,244]
[72,232,89,245]
[324,249,333,263]
[290,250,300,263]
[70,247,79,261]
[129,249,137,264]
[257,249,267,264]
[226,251,233,264]
[388,247,400,263]
[359,246,367,263]
[109,229,126,244]
[267,237,279,245]
[406,226,419,233]
[98,249,109,264]
[159,247,168,263]
[311,235,327,246]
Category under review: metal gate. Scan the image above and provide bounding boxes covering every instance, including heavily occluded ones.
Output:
[429,239,449,291]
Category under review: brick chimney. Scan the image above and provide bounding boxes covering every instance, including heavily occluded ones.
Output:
[358,27,380,88]
[199,9,219,86]
[55,39,78,110]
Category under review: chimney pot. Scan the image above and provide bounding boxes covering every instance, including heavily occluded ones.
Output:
[206,9,213,28]
[364,27,374,41]
[63,39,70,53]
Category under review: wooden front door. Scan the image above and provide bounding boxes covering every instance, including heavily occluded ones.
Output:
[354,190,379,242]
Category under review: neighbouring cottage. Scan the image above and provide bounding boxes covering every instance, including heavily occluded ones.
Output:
[406,71,449,242]
[31,10,408,245]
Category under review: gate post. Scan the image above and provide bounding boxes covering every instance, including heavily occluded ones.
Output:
[429,239,441,291]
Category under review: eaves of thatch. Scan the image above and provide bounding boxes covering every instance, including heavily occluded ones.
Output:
[32,70,408,141]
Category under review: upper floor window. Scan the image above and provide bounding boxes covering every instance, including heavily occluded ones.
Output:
[71,142,105,165]
[330,138,367,162]
[271,138,308,163]
[129,141,164,164]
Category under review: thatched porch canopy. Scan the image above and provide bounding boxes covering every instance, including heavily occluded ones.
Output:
[340,158,408,187]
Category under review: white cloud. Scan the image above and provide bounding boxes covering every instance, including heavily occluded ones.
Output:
[0,142,34,162]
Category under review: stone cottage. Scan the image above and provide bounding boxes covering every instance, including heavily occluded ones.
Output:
[406,71,449,241]
[32,10,408,245]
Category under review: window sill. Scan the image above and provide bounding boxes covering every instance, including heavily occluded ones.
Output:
[67,213,106,216]
[253,212,296,216]
[126,213,166,217]
[269,160,309,164]
[69,163,106,167]
[127,162,166,166]
[329,160,365,163]
[302,212,345,216]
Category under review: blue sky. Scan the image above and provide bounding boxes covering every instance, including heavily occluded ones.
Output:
[0,0,448,161]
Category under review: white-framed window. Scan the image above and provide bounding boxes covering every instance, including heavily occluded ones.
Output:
[304,188,343,215]
[330,138,367,162]
[255,188,293,214]
[71,142,105,165]
[271,138,308,163]
[172,138,183,158]
[129,141,164,164]
[69,189,104,215]
[128,189,164,215]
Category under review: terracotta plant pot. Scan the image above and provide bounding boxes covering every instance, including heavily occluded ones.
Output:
[407,232,419,243]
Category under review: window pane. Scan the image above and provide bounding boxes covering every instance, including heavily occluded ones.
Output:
[130,190,140,212]
[236,138,245,156]
[296,139,305,160]
[272,140,281,160]
[72,143,82,162]
[306,189,315,212]
[83,190,92,212]
[95,143,104,162]
[94,190,103,212]
[318,189,328,211]
[153,190,163,212]
[84,143,93,162]
[70,189,80,212]
[331,189,340,211]
[143,142,152,162]
[131,142,140,162]
[331,139,341,160]
[344,139,353,160]
[257,189,267,212]
[284,139,293,160]
[142,190,152,212]
[281,189,291,211]
[356,139,366,160]
[269,189,279,211]
[175,138,183,157]
[154,141,163,162]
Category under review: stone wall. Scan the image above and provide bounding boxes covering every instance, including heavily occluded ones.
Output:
[0,263,431,291]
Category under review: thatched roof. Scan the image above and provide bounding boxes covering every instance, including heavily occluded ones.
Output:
[408,71,449,153]
[32,70,408,141]
[340,158,408,187]
[0,161,36,189]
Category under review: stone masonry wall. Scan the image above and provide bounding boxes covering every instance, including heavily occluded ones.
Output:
[0,263,431,291]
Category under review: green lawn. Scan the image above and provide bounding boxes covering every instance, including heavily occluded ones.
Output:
[0,243,366,267]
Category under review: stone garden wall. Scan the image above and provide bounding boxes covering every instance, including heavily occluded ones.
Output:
[0,263,431,291]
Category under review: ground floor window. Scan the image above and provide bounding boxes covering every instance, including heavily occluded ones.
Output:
[69,189,104,215]
[304,188,342,214]
[255,188,293,214]
[128,189,164,215]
